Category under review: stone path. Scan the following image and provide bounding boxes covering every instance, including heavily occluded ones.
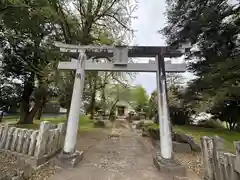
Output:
[50,120,173,180]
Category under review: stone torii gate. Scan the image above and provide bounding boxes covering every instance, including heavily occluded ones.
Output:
[55,42,187,170]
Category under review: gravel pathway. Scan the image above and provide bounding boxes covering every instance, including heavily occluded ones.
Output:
[50,120,173,180]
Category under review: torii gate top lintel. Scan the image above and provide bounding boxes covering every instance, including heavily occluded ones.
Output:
[54,42,183,58]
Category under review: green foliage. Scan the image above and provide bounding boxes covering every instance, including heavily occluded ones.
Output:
[130,85,149,112]
[148,85,193,125]
[0,76,22,112]
[0,0,137,124]
[148,90,157,119]
[169,106,192,125]
[0,0,66,123]
[163,0,240,126]
[105,84,132,107]
[208,94,240,130]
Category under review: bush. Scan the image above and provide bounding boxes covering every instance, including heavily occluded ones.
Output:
[153,107,192,125]
[136,120,144,129]
[147,126,160,140]
[169,106,192,125]
[197,119,225,129]
[131,115,140,121]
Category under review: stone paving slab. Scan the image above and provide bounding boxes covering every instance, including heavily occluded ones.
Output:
[50,126,173,180]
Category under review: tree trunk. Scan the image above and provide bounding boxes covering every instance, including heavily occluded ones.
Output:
[108,100,119,121]
[101,88,106,115]
[24,101,42,124]
[228,121,236,131]
[66,107,70,119]
[0,111,3,122]
[18,74,34,124]
[90,86,96,120]
[90,73,98,120]
[226,122,229,129]
[35,101,45,120]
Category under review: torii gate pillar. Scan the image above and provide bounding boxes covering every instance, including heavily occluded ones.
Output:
[56,52,86,167]
[156,55,172,159]
[154,54,186,176]
[63,52,86,153]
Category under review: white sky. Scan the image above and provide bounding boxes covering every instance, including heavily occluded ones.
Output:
[131,0,195,94]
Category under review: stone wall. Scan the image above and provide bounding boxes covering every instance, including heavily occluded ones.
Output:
[200,136,240,180]
[0,121,65,167]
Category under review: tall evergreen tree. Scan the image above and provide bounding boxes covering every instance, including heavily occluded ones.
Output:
[163,0,240,128]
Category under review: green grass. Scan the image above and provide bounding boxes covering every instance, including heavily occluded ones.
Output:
[2,115,96,132]
[2,115,19,122]
[174,125,240,152]
[146,122,159,129]
[78,115,95,132]
[140,121,240,152]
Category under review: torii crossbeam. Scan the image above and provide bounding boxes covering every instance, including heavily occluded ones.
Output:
[55,42,187,164]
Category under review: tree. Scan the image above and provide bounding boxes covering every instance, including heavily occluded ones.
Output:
[148,84,193,125]
[166,73,185,88]
[55,0,137,119]
[0,0,137,124]
[0,0,62,124]
[163,0,240,123]
[148,90,157,119]
[131,85,149,112]
[148,73,186,119]
[208,92,240,130]
[0,76,22,121]
[104,83,132,120]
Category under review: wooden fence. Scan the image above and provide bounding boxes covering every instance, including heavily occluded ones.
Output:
[0,121,65,166]
[200,136,240,180]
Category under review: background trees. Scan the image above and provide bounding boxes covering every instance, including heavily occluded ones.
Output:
[131,85,149,112]
[0,0,60,124]
[163,0,240,130]
[0,76,22,121]
[0,0,137,123]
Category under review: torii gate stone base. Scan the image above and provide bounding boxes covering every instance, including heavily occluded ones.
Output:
[54,42,187,175]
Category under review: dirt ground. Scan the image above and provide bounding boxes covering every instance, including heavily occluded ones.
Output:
[0,119,203,180]
[50,119,174,180]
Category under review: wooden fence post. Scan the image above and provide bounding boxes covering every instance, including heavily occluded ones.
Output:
[0,125,4,138]
[200,136,211,180]
[22,130,33,155]
[4,127,15,150]
[0,123,9,149]
[34,121,50,158]
[212,136,224,180]
[17,129,26,153]
[28,131,38,156]
[57,123,65,149]
[11,128,19,151]
[234,141,240,174]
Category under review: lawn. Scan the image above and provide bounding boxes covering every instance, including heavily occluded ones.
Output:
[1,114,96,132]
[174,125,240,152]
[142,121,240,152]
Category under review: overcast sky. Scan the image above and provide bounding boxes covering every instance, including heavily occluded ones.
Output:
[131,0,194,94]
